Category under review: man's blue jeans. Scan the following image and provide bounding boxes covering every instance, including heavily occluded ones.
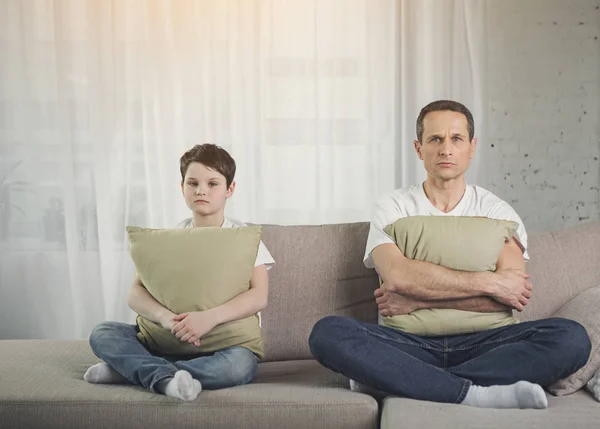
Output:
[309,316,591,403]
[89,322,258,392]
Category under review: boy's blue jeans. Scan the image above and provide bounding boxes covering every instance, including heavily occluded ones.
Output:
[309,316,591,403]
[89,322,258,391]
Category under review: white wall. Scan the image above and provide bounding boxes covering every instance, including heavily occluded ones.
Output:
[482,0,600,231]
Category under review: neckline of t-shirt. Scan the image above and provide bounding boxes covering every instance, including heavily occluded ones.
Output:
[419,183,472,216]
[190,216,231,228]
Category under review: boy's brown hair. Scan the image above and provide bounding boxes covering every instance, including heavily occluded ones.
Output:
[179,144,236,187]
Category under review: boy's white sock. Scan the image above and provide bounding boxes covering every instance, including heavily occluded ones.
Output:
[161,370,202,401]
[84,363,128,384]
[462,381,548,409]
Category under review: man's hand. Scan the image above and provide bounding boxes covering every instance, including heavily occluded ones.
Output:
[374,287,420,316]
[171,311,219,347]
[489,268,533,311]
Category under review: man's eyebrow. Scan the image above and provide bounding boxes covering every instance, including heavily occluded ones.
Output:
[425,133,466,140]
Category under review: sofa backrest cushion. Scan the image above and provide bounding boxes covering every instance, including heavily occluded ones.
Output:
[520,222,600,322]
[260,222,379,361]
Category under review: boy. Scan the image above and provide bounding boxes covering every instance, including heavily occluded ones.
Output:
[84,144,275,401]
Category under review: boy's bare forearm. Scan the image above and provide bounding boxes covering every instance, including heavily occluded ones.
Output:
[209,265,269,325]
[209,287,266,325]
[127,279,175,325]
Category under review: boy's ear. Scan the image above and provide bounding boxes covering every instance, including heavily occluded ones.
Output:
[226,181,236,198]
[180,181,185,195]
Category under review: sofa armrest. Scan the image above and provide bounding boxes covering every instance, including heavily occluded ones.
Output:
[547,286,600,396]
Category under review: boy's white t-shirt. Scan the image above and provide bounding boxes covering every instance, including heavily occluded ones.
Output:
[177,217,275,270]
[363,184,529,268]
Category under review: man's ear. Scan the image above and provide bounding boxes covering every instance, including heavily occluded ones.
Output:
[414,140,424,160]
[470,137,478,158]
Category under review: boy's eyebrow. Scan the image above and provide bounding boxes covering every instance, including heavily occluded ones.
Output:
[185,177,222,181]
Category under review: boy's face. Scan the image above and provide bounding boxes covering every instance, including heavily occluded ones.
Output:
[181,162,235,217]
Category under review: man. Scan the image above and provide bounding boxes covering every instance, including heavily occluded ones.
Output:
[309,100,591,409]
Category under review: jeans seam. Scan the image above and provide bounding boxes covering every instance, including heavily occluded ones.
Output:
[455,379,472,403]
[150,369,178,392]
[443,337,449,368]
[363,328,442,351]
[446,328,540,352]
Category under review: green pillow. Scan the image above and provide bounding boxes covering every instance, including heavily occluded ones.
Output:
[381,216,520,336]
[127,225,264,358]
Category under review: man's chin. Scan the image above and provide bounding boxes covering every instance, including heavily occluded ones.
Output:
[430,169,466,181]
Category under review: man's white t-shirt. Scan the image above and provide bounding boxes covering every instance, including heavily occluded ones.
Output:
[363,184,529,268]
[177,217,275,270]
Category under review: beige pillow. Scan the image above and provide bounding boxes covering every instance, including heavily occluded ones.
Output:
[127,225,264,358]
[548,286,600,395]
[382,216,520,336]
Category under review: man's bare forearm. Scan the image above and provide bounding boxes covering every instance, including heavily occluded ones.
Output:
[413,296,511,313]
[373,239,529,305]
[382,257,493,301]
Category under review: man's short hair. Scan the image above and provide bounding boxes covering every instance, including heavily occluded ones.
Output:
[179,143,236,187]
[416,100,474,143]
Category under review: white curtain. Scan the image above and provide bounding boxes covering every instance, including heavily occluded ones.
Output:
[396,0,488,187]
[0,0,485,340]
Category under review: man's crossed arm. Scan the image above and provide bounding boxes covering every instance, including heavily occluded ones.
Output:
[373,237,533,316]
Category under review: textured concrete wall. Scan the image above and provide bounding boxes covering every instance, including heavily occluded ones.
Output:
[483,0,600,231]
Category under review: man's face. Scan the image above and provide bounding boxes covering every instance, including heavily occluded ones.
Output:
[414,110,477,182]
[181,162,234,216]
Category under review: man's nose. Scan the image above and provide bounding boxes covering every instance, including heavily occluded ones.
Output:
[439,139,453,156]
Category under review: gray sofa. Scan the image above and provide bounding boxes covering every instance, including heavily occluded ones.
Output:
[1,221,599,429]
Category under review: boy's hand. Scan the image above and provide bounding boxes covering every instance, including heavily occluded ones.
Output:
[159,313,177,331]
[171,311,219,347]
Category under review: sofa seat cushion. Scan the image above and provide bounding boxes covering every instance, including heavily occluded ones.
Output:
[0,340,377,429]
[381,390,600,429]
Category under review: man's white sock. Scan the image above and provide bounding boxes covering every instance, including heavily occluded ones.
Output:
[84,363,128,384]
[462,381,548,409]
[586,371,600,402]
[349,379,387,398]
